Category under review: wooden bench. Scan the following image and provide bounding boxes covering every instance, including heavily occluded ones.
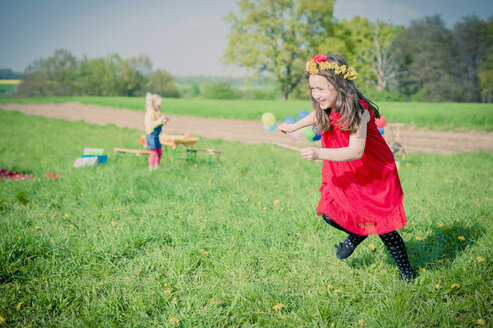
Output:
[186,148,223,164]
[114,148,150,156]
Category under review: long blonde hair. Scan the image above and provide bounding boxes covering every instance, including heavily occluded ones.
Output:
[146,92,162,112]
[308,55,380,134]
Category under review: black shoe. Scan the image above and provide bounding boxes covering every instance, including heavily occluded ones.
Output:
[335,238,357,260]
[399,269,416,283]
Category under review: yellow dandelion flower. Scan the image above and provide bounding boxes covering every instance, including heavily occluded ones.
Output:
[477,256,484,262]
[272,303,286,311]
[450,283,460,289]
[164,290,171,295]
[273,199,280,205]
[151,291,155,295]
[327,285,332,290]
[476,318,484,325]
[368,244,376,250]
[263,207,267,210]
[358,319,365,327]
[418,268,426,272]
[0,316,5,324]
[458,236,466,241]
[334,289,341,293]
[172,297,177,302]
[63,214,68,219]
[16,301,24,311]
[34,225,41,230]
[435,284,440,290]
[416,236,424,241]
[169,317,179,324]
[17,235,22,240]
[436,223,444,228]
[244,198,249,202]
[198,249,209,256]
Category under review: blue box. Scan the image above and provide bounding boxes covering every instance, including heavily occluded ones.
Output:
[81,154,107,164]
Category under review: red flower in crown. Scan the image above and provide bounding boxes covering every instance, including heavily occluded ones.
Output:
[312,53,327,63]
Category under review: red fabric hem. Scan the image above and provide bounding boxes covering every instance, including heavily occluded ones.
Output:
[317,202,407,236]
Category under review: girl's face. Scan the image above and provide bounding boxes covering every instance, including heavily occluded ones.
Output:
[309,75,338,110]
[153,103,161,111]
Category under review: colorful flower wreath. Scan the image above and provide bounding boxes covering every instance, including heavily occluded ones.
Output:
[305,53,358,80]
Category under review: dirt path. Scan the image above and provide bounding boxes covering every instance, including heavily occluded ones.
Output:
[2,102,492,154]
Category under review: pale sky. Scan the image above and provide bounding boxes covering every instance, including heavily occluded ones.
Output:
[1,0,492,76]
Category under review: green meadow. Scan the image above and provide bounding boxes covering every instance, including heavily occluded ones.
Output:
[1,96,492,131]
[0,106,492,327]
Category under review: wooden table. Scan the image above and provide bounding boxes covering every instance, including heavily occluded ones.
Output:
[139,135,201,161]
[160,135,200,161]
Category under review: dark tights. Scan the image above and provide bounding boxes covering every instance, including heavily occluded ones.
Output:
[322,214,415,281]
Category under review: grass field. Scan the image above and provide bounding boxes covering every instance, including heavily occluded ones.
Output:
[0,109,492,327]
[1,96,492,131]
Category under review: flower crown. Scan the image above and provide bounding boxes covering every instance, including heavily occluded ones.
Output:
[305,54,358,81]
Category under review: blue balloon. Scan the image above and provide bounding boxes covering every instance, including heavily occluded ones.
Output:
[283,116,297,124]
[264,122,277,132]
[297,110,309,120]
[313,134,321,141]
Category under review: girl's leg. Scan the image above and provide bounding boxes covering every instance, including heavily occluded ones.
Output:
[322,214,367,260]
[378,231,415,282]
[156,148,163,165]
[149,149,157,171]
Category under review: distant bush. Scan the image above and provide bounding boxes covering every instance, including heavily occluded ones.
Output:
[359,87,408,102]
[199,82,237,100]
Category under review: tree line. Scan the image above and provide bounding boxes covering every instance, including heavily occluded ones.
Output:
[223,0,493,102]
[10,0,493,103]
[16,51,180,98]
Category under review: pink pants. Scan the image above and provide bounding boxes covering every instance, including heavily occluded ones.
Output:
[148,148,162,168]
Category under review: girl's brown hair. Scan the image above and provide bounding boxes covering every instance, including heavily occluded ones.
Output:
[308,55,380,135]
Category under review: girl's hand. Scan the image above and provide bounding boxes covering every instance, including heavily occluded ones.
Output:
[300,147,320,161]
[278,123,295,134]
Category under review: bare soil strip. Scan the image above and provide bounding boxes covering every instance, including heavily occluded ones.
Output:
[2,102,492,154]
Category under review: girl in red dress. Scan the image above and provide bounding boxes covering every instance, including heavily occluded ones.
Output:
[278,54,415,282]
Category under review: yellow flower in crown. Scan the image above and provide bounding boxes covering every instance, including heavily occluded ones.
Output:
[306,61,318,74]
[306,53,358,80]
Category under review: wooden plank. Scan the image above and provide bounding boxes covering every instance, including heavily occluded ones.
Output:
[113,148,150,156]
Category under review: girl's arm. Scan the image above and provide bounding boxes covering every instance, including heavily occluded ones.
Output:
[278,111,316,133]
[301,110,371,162]
[145,112,165,135]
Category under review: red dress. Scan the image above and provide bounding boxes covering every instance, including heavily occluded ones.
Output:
[316,100,406,235]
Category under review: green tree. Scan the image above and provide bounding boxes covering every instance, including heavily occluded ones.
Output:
[77,55,120,96]
[452,16,492,102]
[480,53,493,102]
[223,0,348,100]
[17,49,77,97]
[119,56,151,96]
[343,17,402,91]
[394,15,455,101]
[146,69,180,98]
